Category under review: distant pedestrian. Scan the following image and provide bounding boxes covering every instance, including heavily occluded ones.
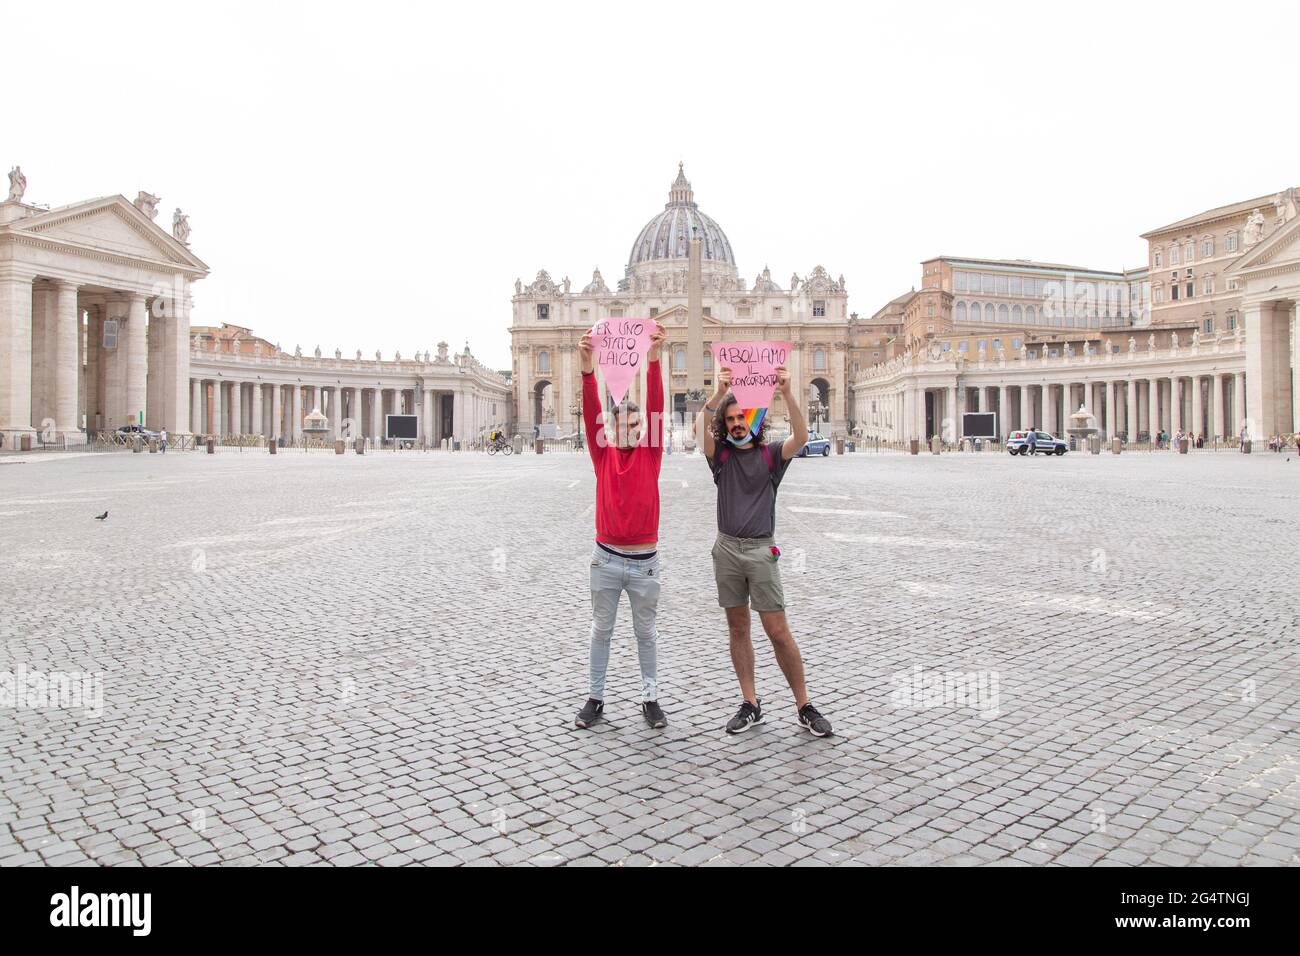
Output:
[160,428,168,453]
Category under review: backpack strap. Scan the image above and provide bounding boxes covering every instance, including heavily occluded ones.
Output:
[717,442,776,486]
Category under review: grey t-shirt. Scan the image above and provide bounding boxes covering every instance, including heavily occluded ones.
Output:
[707,440,792,539]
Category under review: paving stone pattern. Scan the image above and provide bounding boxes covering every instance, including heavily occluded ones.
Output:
[0,445,1297,866]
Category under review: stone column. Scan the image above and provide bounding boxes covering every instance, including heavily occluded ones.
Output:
[352,387,365,438]
[1170,376,1183,434]
[292,385,304,442]
[1292,303,1299,436]
[28,285,52,428]
[99,297,121,428]
[191,378,202,433]
[162,286,192,435]
[1017,385,1029,433]
[1191,375,1204,440]
[423,388,434,444]
[123,294,148,430]
[51,280,81,441]
[1232,373,1245,437]
[947,384,958,441]
[1126,379,1137,439]
[997,384,1008,438]
[251,382,264,437]
[1106,381,1118,439]
[85,305,101,433]
[212,381,224,436]
[1242,302,1271,440]
[1148,378,1159,440]
[146,299,163,430]
[230,381,243,435]
[453,385,464,441]
[1212,373,1225,441]
[0,272,35,437]
[270,384,281,441]
[370,386,381,442]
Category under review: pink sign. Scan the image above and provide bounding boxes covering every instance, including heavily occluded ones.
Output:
[591,318,657,405]
[712,340,792,409]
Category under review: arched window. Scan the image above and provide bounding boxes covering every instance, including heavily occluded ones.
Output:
[998,304,1009,324]
[955,301,968,324]
[704,350,713,370]
[1012,305,1022,324]
[984,303,995,323]
[814,349,826,370]
[1025,306,1036,324]
[673,348,686,369]
[537,350,550,373]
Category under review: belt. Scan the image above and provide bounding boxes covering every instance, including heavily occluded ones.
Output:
[716,532,774,548]
[597,542,657,561]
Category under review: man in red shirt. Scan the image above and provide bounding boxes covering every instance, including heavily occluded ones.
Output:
[574,323,668,730]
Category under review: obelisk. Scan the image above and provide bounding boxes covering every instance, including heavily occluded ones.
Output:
[685,227,704,413]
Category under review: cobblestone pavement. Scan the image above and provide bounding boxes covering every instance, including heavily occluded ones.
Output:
[1,445,1298,867]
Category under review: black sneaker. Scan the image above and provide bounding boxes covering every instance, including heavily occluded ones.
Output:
[725,699,763,734]
[574,698,604,728]
[798,703,834,737]
[642,700,667,729]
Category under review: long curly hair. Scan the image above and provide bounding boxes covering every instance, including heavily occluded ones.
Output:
[710,394,765,445]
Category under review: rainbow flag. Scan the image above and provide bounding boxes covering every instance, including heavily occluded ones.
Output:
[744,407,766,436]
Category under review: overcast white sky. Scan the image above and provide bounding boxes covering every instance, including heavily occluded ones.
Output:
[10,1,1298,370]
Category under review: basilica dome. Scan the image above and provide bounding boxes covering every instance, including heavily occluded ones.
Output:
[627,164,736,272]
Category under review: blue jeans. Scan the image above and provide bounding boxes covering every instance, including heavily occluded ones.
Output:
[588,545,660,702]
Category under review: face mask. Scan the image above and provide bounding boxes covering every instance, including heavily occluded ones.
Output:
[725,431,752,447]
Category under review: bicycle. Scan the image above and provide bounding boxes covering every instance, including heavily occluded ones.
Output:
[486,436,513,456]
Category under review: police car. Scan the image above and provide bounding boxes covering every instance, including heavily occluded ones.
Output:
[1007,429,1067,456]
[798,431,832,457]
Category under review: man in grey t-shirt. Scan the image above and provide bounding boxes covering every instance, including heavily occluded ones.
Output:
[695,363,834,738]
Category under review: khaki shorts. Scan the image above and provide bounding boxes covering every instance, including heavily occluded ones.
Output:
[712,532,785,612]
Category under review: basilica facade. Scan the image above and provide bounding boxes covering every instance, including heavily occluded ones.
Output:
[509,165,854,437]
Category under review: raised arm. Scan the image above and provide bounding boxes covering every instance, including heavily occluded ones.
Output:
[777,364,808,460]
[645,323,666,452]
[696,365,731,460]
[579,332,605,466]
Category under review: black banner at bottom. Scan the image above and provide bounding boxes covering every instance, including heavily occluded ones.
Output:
[0,864,1288,943]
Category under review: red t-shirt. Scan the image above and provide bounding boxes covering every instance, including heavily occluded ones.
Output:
[583,361,663,546]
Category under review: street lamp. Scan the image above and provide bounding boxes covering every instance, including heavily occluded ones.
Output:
[809,399,824,436]
[569,401,582,449]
